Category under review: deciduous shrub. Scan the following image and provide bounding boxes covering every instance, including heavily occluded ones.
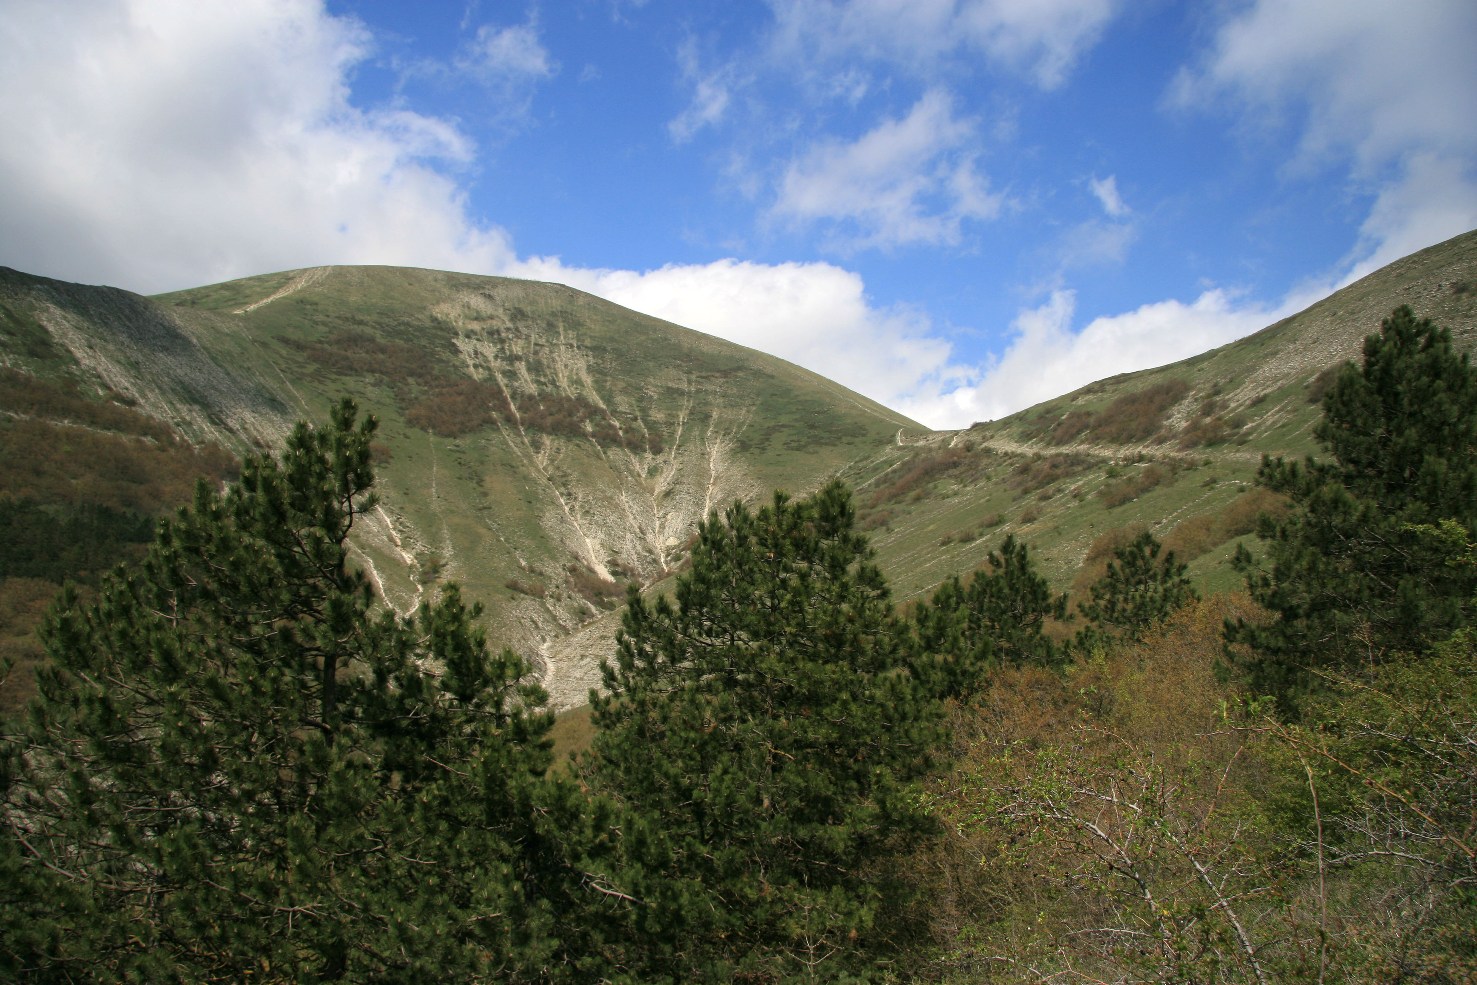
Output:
[1163,487,1287,560]
[1007,452,1092,496]
[565,563,623,608]
[1097,461,1173,508]
[867,446,972,507]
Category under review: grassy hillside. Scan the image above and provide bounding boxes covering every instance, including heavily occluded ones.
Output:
[0,268,250,714]
[2,229,1474,710]
[2,264,922,709]
[856,229,1477,609]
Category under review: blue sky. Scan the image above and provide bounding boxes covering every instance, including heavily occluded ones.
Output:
[2,1,1474,428]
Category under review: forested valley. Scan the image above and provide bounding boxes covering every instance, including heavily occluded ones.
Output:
[3,306,1474,982]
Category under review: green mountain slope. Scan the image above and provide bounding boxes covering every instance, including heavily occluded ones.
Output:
[2,264,922,708]
[856,229,1477,609]
[3,229,1473,708]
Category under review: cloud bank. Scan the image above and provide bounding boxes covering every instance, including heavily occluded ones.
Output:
[1172,0,1477,280]
[0,0,530,291]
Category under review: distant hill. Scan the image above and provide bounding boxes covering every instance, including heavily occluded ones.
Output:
[2,229,1474,709]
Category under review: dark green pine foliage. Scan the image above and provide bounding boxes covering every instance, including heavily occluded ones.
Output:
[914,533,1068,693]
[1229,306,1477,706]
[0,498,156,584]
[1076,530,1197,649]
[584,482,940,982]
[0,400,591,983]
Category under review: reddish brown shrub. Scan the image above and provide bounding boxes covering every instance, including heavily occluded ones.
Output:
[1090,379,1191,444]
[1097,462,1173,509]
[1070,524,1148,600]
[404,379,513,436]
[1008,453,1093,496]
[866,447,972,507]
[566,563,623,609]
[505,578,548,599]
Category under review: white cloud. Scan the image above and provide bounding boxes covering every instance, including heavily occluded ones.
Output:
[514,255,956,417]
[772,89,1003,249]
[668,38,738,143]
[460,22,554,82]
[766,0,1119,90]
[436,17,557,128]
[1089,174,1128,217]
[913,289,1277,426]
[1174,0,1477,283]
[1057,218,1136,271]
[1344,153,1477,283]
[0,0,519,292]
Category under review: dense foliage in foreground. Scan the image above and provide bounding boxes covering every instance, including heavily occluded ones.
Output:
[2,307,1474,982]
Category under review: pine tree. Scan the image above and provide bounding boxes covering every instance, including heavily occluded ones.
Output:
[584,482,939,981]
[0,400,590,982]
[914,533,1067,693]
[1076,530,1197,648]
[1229,307,1477,706]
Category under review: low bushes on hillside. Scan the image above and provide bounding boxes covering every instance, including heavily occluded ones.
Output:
[1097,461,1174,508]
[1007,452,1092,497]
[1071,524,1148,599]
[1163,487,1287,560]
[0,368,176,443]
[867,446,972,507]
[404,378,512,435]
[1092,379,1191,443]
[290,329,661,451]
[1036,379,1192,447]
[565,563,623,608]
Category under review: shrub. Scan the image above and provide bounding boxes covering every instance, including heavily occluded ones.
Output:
[1039,381,1191,448]
[1071,524,1148,600]
[1161,511,1220,560]
[1305,363,1341,404]
[404,378,512,436]
[866,446,971,507]
[1090,379,1191,444]
[0,415,238,514]
[565,563,623,608]
[0,367,176,442]
[1178,409,1246,448]
[1097,462,1173,508]
[1048,409,1095,444]
[505,578,548,599]
[910,596,1292,984]
[1008,453,1093,496]
[0,577,60,715]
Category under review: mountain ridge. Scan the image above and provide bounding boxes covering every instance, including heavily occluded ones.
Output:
[2,262,924,708]
[3,229,1475,708]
